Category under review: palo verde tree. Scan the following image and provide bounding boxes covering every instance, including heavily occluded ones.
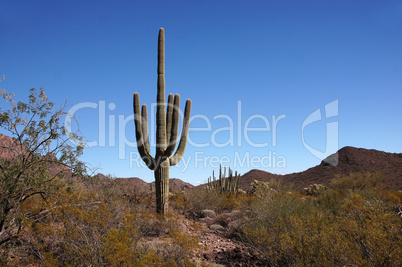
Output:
[133,28,192,215]
[0,81,87,247]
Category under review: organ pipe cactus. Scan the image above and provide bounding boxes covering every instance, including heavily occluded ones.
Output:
[133,28,192,215]
[207,165,240,195]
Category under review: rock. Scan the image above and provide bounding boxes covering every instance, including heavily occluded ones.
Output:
[201,209,216,219]
[227,219,242,231]
[237,189,246,195]
[213,210,242,228]
[209,224,225,231]
[199,217,214,226]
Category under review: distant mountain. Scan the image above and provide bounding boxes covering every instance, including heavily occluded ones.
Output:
[0,133,73,179]
[115,177,194,193]
[238,146,402,191]
[115,177,150,192]
[2,133,400,192]
[0,133,194,192]
[0,133,22,160]
[164,178,194,192]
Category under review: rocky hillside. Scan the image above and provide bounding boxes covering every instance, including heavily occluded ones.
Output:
[239,146,402,191]
[162,178,194,192]
[115,177,150,192]
[2,133,400,192]
[0,133,73,179]
[115,177,194,192]
[0,133,25,160]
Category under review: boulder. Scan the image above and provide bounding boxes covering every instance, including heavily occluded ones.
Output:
[201,209,216,219]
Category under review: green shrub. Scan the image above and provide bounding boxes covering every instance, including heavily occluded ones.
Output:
[241,175,402,266]
[331,172,386,191]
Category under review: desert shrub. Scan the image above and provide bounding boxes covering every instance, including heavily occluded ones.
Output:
[244,179,312,221]
[338,194,402,266]
[315,189,343,216]
[120,184,156,211]
[2,174,200,266]
[102,213,165,266]
[126,211,200,267]
[19,182,116,266]
[247,180,273,197]
[170,191,190,213]
[241,175,402,266]
[185,187,251,217]
[102,206,200,267]
[162,229,199,266]
[379,189,402,204]
[220,192,245,211]
[243,208,347,266]
[303,183,327,196]
[331,172,386,191]
[248,178,292,197]
[243,189,314,231]
[185,188,224,215]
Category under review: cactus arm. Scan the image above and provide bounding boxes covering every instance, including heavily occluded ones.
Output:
[141,104,152,156]
[213,170,216,189]
[133,93,155,170]
[165,94,180,157]
[229,168,233,191]
[166,93,174,145]
[235,172,240,193]
[228,170,232,192]
[169,99,192,166]
[227,168,229,191]
[156,27,167,155]
[219,165,222,190]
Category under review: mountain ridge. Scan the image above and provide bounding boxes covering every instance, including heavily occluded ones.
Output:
[1,134,400,191]
[238,146,402,191]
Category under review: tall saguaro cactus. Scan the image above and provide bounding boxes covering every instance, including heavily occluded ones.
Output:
[133,28,192,215]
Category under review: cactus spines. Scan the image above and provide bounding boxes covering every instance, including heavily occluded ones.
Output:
[133,28,192,215]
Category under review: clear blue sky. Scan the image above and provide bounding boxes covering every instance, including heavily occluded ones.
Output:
[1,0,401,185]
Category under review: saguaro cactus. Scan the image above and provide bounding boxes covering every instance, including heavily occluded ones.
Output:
[133,28,192,215]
